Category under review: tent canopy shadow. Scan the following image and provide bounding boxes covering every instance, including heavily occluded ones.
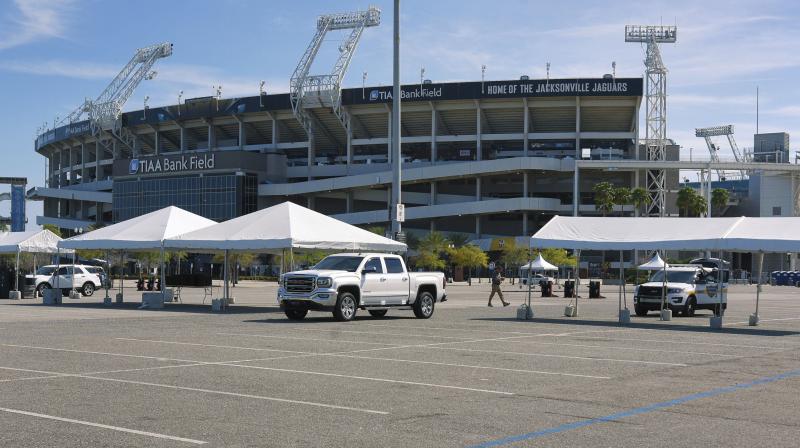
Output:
[471,316,800,337]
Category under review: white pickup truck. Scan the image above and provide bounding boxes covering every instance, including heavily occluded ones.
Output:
[278,253,446,321]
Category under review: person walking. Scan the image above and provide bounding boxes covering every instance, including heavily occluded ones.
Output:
[488,267,509,307]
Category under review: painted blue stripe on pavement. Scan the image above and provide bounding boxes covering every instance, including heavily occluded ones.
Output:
[468,368,800,448]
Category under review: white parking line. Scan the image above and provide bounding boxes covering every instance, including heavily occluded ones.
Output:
[131,337,611,379]
[0,343,200,363]
[289,327,472,340]
[0,407,207,444]
[0,365,388,415]
[729,316,800,326]
[568,335,796,350]
[218,332,398,346]
[429,347,688,366]
[115,338,308,354]
[217,363,514,395]
[511,340,739,357]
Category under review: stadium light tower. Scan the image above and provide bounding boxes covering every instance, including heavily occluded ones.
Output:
[625,24,677,216]
[695,125,748,179]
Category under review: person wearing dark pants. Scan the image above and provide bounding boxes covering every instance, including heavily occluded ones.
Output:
[488,268,509,307]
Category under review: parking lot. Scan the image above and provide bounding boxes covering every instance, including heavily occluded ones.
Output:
[1,281,800,447]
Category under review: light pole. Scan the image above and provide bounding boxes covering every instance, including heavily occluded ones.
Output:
[481,64,486,94]
[177,90,183,116]
[390,0,402,239]
[362,71,367,100]
[420,66,425,93]
[143,96,149,119]
[259,80,266,107]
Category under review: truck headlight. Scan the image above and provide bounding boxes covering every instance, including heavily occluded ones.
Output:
[667,288,683,294]
[316,277,332,288]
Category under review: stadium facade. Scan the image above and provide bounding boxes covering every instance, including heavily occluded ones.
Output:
[32,76,683,239]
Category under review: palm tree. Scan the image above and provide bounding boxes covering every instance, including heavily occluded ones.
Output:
[630,187,649,217]
[418,231,450,254]
[711,188,729,216]
[691,194,708,217]
[676,187,697,217]
[613,187,631,216]
[449,233,470,248]
[593,182,616,216]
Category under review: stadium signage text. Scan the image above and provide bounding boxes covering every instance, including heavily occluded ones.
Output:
[128,154,216,175]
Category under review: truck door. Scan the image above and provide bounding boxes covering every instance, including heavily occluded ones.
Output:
[383,256,409,305]
[360,257,386,305]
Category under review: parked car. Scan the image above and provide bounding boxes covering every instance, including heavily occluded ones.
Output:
[278,253,446,321]
[27,265,104,297]
[633,262,728,317]
[520,273,555,286]
[85,266,112,289]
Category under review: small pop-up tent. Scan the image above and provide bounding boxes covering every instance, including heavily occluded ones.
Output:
[59,206,216,302]
[164,201,407,301]
[0,229,70,297]
[638,253,668,271]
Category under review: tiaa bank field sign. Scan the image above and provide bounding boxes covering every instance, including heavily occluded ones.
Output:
[128,154,216,175]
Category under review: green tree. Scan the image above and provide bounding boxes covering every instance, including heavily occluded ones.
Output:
[412,250,446,271]
[690,194,708,217]
[447,245,488,285]
[676,187,697,217]
[366,226,386,236]
[448,233,470,248]
[499,242,529,283]
[42,224,61,237]
[0,222,7,232]
[592,182,616,216]
[711,188,729,216]
[613,187,631,216]
[630,187,649,216]
[418,231,451,255]
[532,248,577,268]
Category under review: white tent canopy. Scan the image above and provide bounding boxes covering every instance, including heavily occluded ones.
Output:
[531,216,800,252]
[0,229,70,254]
[59,206,216,250]
[521,254,558,271]
[164,202,407,252]
[530,216,748,251]
[638,253,668,271]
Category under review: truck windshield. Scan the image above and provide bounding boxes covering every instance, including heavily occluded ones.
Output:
[313,256,364,272]
[649,270,698,284]
[35,266,55,276]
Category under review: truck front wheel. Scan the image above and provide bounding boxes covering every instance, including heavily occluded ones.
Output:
[333,292,358,322]
[634,304,649,316]
[413,291,435,319]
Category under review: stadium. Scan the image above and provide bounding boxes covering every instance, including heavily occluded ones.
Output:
[30,75,676,239]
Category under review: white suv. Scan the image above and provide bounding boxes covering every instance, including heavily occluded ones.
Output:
[634,262,728,317]
[28,265,104,297]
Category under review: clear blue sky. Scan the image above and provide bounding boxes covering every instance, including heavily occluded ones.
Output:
[2,0,799,223]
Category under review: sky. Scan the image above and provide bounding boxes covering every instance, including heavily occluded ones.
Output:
[1,0,799,224]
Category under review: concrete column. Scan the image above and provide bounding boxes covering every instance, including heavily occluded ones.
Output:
[207,122,215,150]
[345,191,354,213]
[271,118,279,150]
[476,101,482,161]
[153,128,161,155]
[523,172,529,198]
[575,97,581,159]
[133,135,140,157]
[573,165,580,216]
[430,220,436,232]
[431,106,438,163]
[634,96,641,160]
[179,127,187,152]
[238,120,246,150]
[346,119,353,166]
[307,129,315,181]
[475,216,481,238]
[522,212,529,236]
[387,110,392,164]
[68,144,74,185]
[306,196,315,210]
[80,142,86,183]
[95,143,101,182]
[476,177,482,201]
[523,98,529,157]
[430,181,437,205]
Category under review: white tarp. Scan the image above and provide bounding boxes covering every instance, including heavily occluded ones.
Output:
[719,217,800,252]
[0,229,71,254]
[521,254,558,271]
[531,216,800,253]
[164,201,407,252]
[530,216,747,251]
[59,206,216,250]
[638,253,668,271]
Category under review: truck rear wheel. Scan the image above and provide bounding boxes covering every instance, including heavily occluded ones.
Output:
[368,310,388,318]
[634,304,648,316]
[285,307,308,320]
[413,291,435,319]
[333,292,358,322]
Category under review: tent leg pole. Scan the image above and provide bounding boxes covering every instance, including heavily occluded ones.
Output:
[15,249,20,292]
[751,251,764,326]
[224,250,229,301]
[160,247,166,302]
